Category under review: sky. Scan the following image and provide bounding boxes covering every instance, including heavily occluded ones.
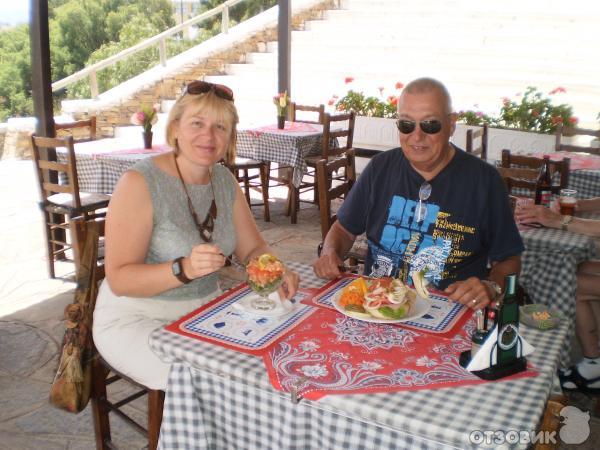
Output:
[0,1,30,25]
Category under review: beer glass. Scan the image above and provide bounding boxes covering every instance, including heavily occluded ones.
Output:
[558,189,577,215]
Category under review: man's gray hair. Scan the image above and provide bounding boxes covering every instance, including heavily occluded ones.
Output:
[401,77,453,115]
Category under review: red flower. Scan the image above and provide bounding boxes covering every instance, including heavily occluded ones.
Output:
[549,86,567,95]
[388,96,398,106]
[532,110,539,118]
[332,94,339,99]
[395,81,404,90]
[344,77,354,84]
[328,98,335,106]
[502,97,510,106]
[568,116,578,124]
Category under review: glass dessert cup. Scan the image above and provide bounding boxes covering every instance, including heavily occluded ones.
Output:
[247,275,284,311]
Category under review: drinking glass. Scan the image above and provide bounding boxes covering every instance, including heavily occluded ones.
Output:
[246,255,285,311]
[558,189,577,215]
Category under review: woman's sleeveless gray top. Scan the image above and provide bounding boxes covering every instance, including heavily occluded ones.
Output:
[131,158,237,300]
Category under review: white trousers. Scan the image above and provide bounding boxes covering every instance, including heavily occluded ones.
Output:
[93,280,217,390]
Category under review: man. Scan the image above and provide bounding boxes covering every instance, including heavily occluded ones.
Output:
[313,77,523,310]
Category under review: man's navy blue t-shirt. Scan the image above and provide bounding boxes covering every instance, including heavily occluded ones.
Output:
[337,147,524,289]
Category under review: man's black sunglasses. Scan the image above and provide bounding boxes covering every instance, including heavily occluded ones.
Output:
[396,119,443,135]
[184,80,234,102]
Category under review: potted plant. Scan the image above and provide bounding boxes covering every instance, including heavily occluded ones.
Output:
[130,103,159,148]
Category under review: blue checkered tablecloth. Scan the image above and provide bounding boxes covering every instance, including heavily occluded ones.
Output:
[236,125,326,187]
[56,139,169,194]
[150,264,570,450]
[519,226,597,366]
[569,169,600,198]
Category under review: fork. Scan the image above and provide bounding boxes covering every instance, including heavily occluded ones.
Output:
[221,253,246,272]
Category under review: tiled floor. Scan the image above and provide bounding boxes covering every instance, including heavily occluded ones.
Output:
[0,159,598,449]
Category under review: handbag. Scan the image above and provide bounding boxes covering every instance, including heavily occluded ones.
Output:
[49,220,100,413]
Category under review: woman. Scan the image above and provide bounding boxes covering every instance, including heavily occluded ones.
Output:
[93,81,299,390]
[517,197,600,393]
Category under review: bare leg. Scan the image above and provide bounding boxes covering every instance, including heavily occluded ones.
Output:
[575,271,600,358]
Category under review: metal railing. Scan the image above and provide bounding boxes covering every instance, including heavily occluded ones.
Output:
[51,0,249,99]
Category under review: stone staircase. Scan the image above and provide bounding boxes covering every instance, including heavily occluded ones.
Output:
[64,0,600,137]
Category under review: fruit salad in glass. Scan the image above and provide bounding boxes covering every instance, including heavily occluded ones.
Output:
[246,253,286,310]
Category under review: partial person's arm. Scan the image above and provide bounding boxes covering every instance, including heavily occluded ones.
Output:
[577,197,600,213]
[105,171,226,297]
[230,182,299,299]
[312,221,357,279]
[516,204,600,237]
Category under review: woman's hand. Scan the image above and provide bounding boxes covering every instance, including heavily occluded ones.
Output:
[515,204,562,229]
[278,269,300,299]
[183,244,226,280]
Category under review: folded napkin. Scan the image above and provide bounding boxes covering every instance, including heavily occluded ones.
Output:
[466,325,535,372]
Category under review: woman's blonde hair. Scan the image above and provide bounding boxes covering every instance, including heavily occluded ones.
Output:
[166,88,239,164]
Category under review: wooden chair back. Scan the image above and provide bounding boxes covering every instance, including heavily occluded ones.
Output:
[500,149,570,194]
[555,124,600,155]
[315,149,356,239]
[31,134,110,278]
[289,102,325,124]
[465,123,488,161]
[76,218,163,449]
[55,117,97,143]
[497,167,539,197]
[31,134,83,210]
[320,111,356,159]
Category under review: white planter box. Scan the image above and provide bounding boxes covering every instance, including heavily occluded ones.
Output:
[353,116,560,172]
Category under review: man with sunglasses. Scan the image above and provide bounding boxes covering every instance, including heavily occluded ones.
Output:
[314,77,524,310]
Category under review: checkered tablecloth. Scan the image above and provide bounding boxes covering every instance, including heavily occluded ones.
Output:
[150,265,570,450]
[569,169,600,198]
[236,125,326,187]
[56,140,170,194]
[520,227,596,366]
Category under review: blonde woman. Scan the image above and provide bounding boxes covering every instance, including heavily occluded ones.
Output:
[93,81,299,390]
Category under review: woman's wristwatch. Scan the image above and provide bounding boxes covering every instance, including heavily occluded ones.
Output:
[172,257,193,284]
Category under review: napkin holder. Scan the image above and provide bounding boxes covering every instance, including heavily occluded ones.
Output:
[459,338,527,380]
[459,274,529,380]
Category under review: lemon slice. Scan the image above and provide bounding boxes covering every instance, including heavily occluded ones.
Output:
[412,270,430,299]
[258,253,278,269]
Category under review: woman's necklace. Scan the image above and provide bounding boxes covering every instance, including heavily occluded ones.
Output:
[174,155,217,243]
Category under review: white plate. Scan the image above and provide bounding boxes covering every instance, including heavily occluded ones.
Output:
[331,289,430,323]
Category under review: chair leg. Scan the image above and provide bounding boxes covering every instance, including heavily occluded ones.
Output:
[42,212,56,278]
[290,184,299,224]
[259,163,270,222]
[242,169,252,205]
[90,359,112,450]
[148,390,165,450]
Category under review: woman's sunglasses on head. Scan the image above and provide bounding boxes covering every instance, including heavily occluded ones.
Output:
[184,81,234,102]
[396,119,442,135]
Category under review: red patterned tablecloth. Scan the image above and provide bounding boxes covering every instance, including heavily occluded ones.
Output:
[263,308,537,400]
[530,151,600,171]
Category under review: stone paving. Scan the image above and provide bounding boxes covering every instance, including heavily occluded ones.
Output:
[0,158,598,449]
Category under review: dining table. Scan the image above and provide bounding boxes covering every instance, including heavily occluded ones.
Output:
[527,151,600,198]
[150,261,569,450]
[236,121,330,187]
[56,121,330,194]
[55,137,171,194]
[516,212,598,366]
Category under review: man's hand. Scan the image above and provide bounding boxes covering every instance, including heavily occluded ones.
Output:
[313,252,344,279]
[444,277,493,310]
